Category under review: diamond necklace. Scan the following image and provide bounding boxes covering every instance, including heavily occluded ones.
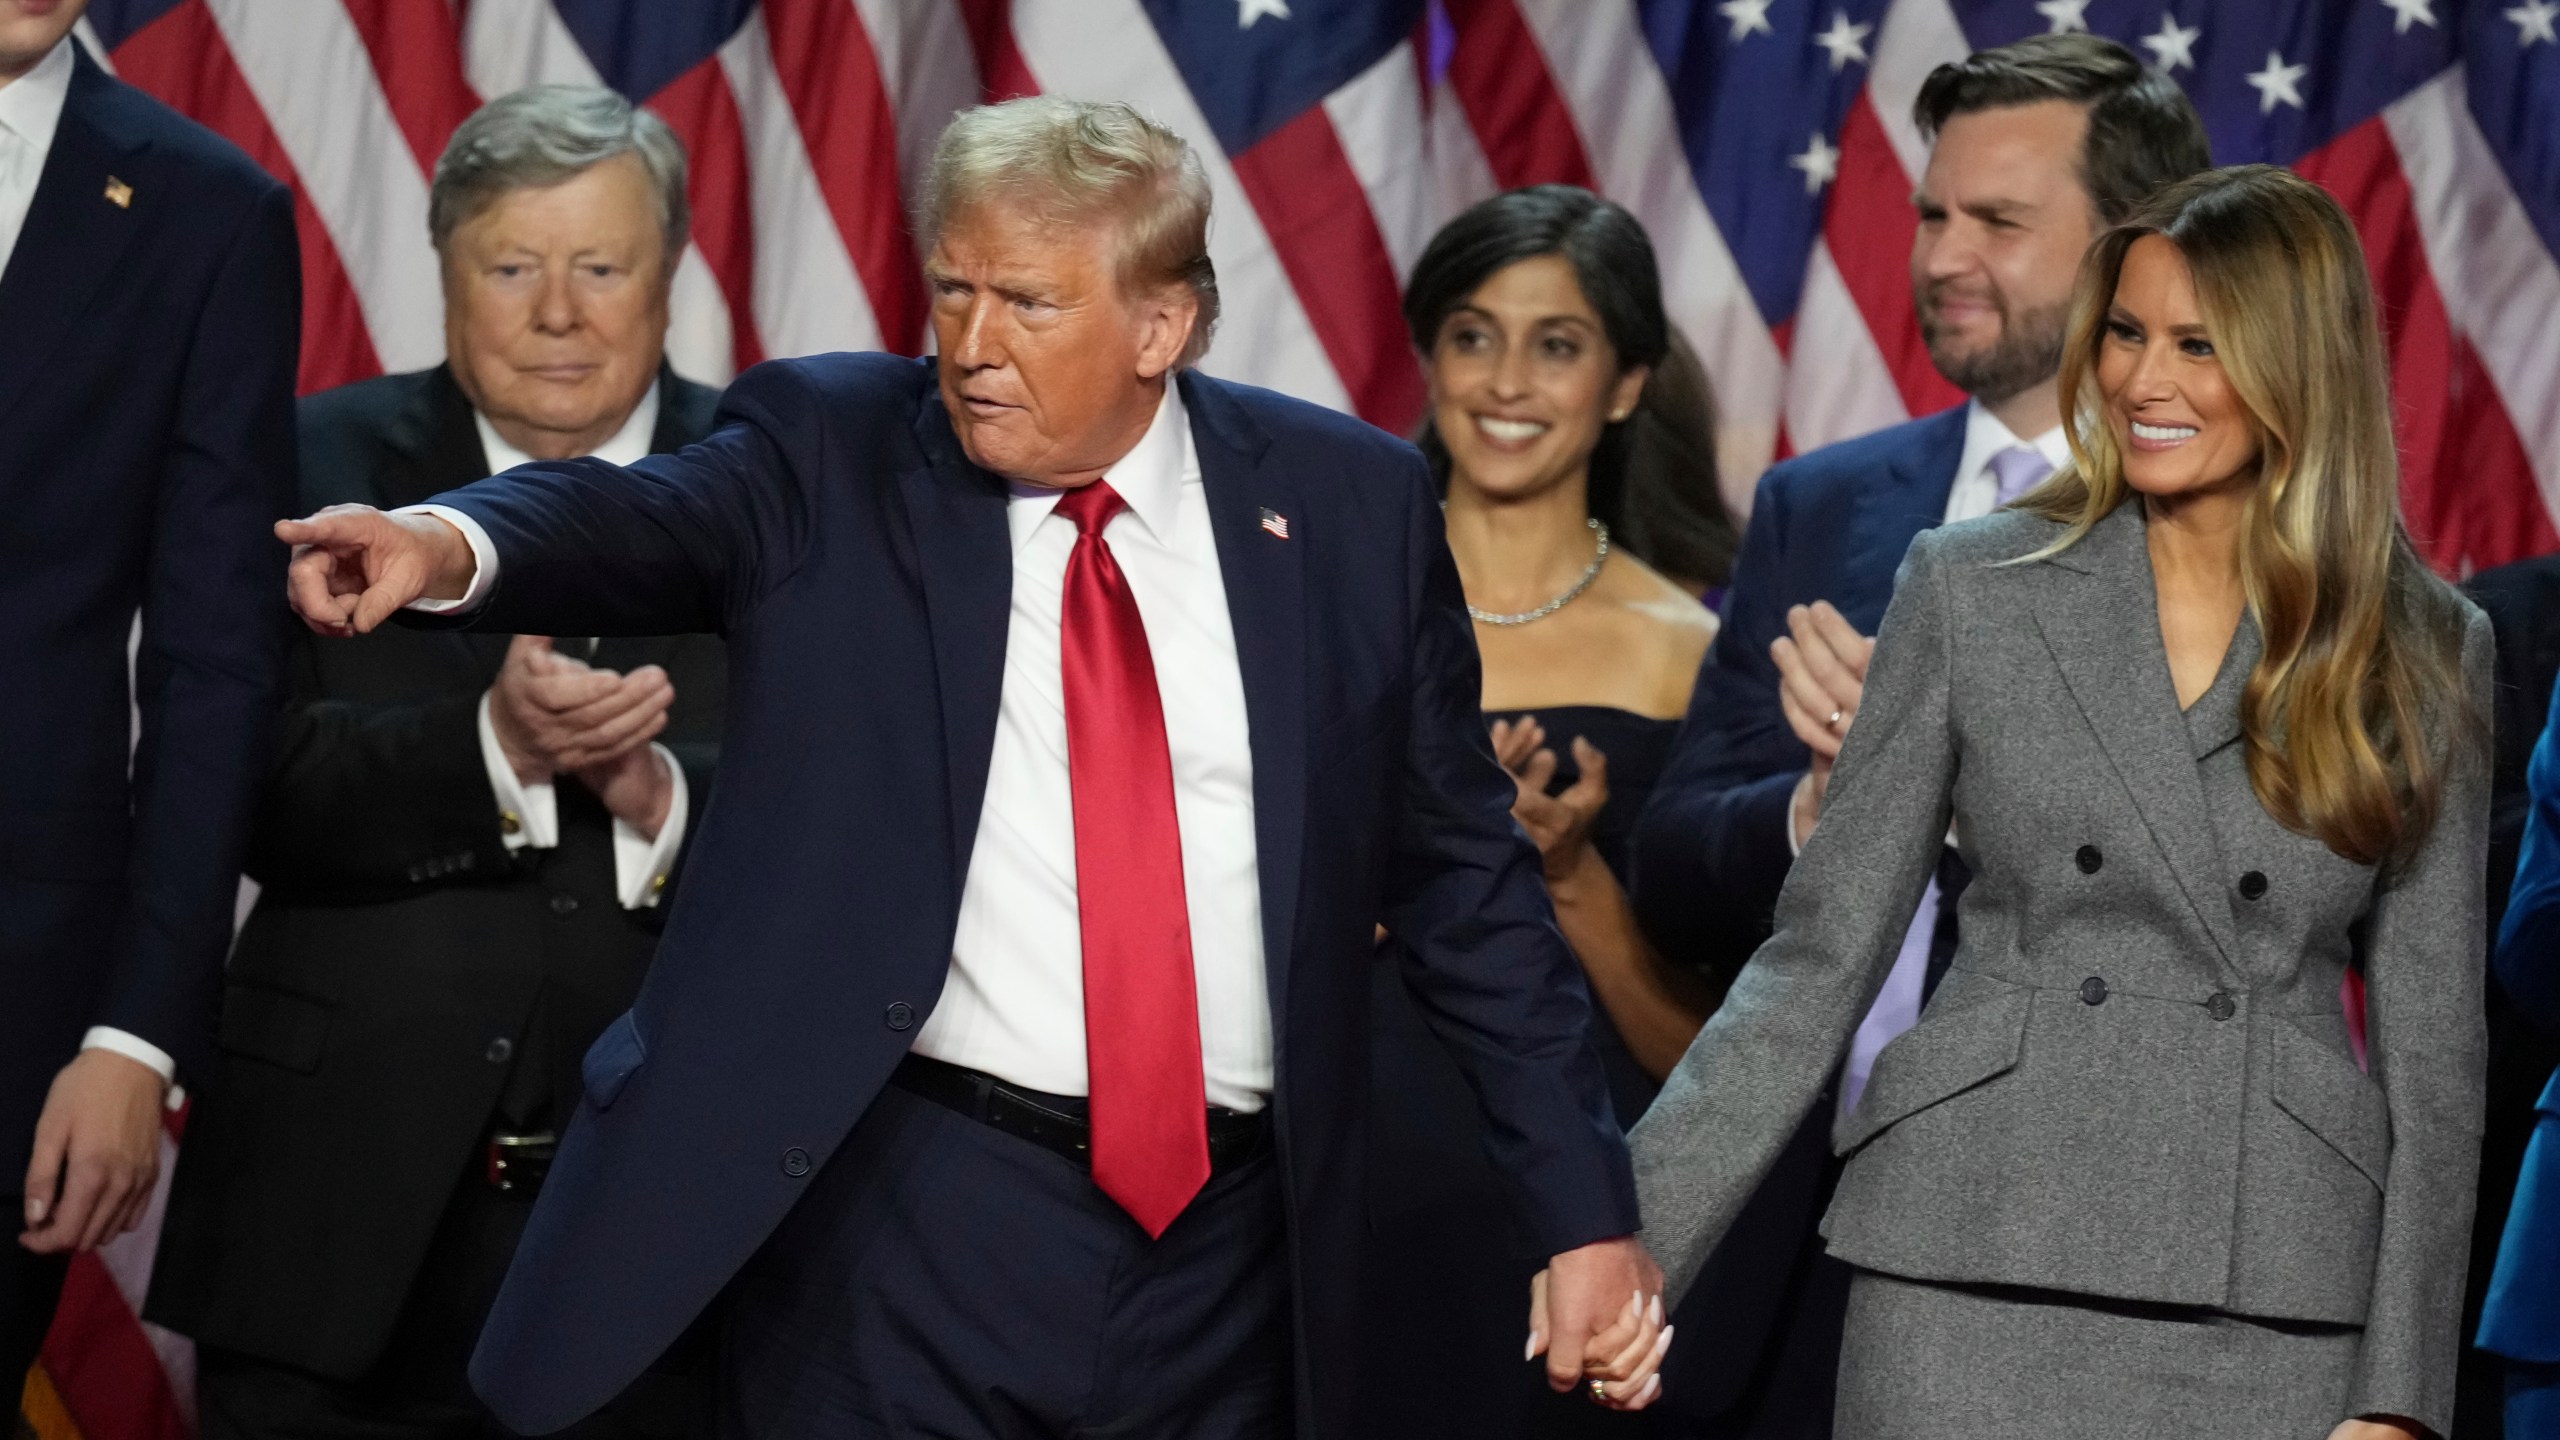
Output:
[1466,517,1610,627]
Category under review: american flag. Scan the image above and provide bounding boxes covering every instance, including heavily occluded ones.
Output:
[23,0,2560,1434]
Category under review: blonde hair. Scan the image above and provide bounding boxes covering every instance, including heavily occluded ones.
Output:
[921,97,1219,367]
[2019,164,2471,866]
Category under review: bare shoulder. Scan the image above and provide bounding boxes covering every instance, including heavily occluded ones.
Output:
[1604,553,1718,711]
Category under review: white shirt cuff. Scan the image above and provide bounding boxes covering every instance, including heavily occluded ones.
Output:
[81,1027,185,1110]
[612,744,688,910]
[477,691,557,851]
[1787,770,1814,856]
[398,504,499,613]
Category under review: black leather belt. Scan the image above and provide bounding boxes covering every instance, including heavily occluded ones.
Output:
[891,1055,1267,1177]
[485,1131,557,1194]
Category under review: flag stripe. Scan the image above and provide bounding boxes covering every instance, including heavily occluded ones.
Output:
[339,0,479,179]
[1438,0,1596,192]
[649,57,768,372]
[1823,95,1959,423]
[759,0,925,351]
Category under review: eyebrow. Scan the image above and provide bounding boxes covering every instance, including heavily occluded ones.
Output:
[2107,305,2210,338]
[1444,304,1599,332]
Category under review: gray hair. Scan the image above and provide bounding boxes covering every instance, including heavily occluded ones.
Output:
[922,97,1219,367]
[430,85,689,263]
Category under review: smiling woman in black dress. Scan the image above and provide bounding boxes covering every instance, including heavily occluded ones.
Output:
[1358,185,1735,1437]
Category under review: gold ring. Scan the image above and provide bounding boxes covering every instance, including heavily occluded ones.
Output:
[1589,1378,1608,1402]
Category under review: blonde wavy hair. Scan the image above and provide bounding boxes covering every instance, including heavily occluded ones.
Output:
[2018,164,2470,866]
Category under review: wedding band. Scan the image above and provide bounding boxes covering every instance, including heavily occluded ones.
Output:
[1589,1379,1608,1402]
[1826,708,1844,730]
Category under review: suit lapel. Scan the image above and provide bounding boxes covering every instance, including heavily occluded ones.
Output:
[2025,503,2243,973]
[0,49,148,422]
[903,391,1014,881]
[1181,373,1304,1014]
[1843,407,1967,618]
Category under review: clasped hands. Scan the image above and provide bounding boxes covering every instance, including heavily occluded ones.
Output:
[1529,1235,1673,1410]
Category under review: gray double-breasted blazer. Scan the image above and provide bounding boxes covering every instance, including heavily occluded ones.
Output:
[1631,499,2492,1432]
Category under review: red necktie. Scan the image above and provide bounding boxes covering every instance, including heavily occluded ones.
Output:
[1054,480,1209,1238]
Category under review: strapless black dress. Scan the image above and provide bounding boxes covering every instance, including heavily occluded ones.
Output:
[1355,706,1680,1439]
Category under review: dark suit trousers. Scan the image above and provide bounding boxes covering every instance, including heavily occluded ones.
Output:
[3,1217,70,1399]
[194,1158,704,1440]
[721,1082,1291,1439]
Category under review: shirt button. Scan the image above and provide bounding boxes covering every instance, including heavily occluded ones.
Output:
[549,893,580,916]
[2237,871,2269,901]
[781,1147,812,1178]
[884,1002,915,1032]
[2079,976,2109,1006]
[2206,992,2237,1022]
[2075,845,2103,875]
[484,1037,514,1065]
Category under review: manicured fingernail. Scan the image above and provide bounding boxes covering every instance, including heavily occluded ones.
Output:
[1525,1332,1539,1361]
[1628,1287,1642,1316]
[1649,1294,1664,1326]
[1641,1374,1661,1401]
[1654,1324,1676,1356]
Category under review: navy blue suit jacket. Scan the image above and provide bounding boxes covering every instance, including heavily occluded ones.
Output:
[426,355,1637,1435]
[2481,677,2560,1363]
[0,46,298,1178]
[1631,405,1967,970]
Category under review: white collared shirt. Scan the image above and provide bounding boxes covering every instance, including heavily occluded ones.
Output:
[0,37,74,282]
[1942,398,2073,525]
[913,383,1274,1111]
[461,385,688,910]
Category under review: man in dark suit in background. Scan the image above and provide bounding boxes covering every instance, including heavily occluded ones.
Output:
[1629,35,2209,1439]
[0,0,298,1392]
[147,87,721,1439]
[273,97,1669,1440]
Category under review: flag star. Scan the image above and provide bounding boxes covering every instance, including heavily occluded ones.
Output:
[2035,0,2092,33]
[1719,0,1776,41]
[1812,10,1874,70]
[2246,50,2308,113]
[2509,0,2560,44]
[2141,14,2202,71]
[1788,131,1841,195]
[2380,0,2438,33]
[1237,0,1290,27]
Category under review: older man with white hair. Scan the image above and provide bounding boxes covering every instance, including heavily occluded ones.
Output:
[272,97,1667,1438]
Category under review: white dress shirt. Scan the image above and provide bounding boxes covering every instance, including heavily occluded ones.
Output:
[1943,399,2072,526]
[914,384,1273,1111]
[0,37,72,283]
[20,36,180,1093]
[458,387,688,911]
[413,383,1276,1111]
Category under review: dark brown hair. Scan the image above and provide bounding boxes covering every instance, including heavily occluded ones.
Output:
[1914,33,2212,226]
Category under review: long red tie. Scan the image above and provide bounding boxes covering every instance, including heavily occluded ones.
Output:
[1055,480,1209,1238]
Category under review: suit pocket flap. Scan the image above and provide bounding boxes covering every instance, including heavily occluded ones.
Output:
[582,1010,647,1111]
[216,984,330,1074]
[2270,1021,2391,1187]
[1831,983,2032,1154]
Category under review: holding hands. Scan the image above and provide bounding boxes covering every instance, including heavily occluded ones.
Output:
[1528,1236,1673,1410]
[1770,600,1874,846]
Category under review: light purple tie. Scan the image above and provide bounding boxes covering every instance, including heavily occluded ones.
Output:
[1989,443,2054,508]
[1841,448,2051,1116]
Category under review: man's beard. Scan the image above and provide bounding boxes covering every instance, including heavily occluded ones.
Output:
[1920,285,2068,406]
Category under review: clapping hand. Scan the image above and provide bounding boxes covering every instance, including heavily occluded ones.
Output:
[1770,601,1874,842]
[488,636,677,838]
[1488,717,1610,884]
[1526,1237,1672,1410]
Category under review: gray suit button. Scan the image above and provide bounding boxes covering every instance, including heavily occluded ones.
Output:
[2237,871,2268,900]
[2075,845,2103,875]
[549,893,580,916]
[2079,977,2108,1006]
[484,1037,514,1065]
[885,1001,915,1031]
[2206,992,2237,1022]
[782,1147,812,1177]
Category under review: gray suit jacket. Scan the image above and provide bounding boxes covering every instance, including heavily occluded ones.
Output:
[1632,500,2492,1433]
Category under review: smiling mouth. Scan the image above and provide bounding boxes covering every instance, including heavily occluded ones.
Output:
[1473,415,1549,446]
[2130,420,2200,445]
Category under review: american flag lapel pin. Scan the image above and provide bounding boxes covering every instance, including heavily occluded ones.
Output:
[103,176,132,209]
[1258,507,1290,540]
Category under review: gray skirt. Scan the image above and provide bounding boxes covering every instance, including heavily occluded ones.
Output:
[1836,1269,2363,1440]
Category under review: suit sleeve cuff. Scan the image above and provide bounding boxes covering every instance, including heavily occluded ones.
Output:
[398,504,499,614]
[612,744,688,910]
[81,1027,185,1110]
[476,691,557,850]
